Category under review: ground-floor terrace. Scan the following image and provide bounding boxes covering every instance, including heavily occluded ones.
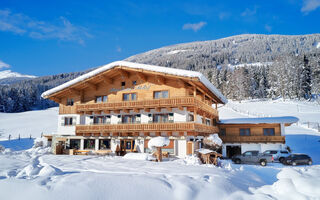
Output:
[51,133,207,158]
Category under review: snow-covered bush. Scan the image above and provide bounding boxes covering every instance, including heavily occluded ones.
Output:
[33,137,48,148]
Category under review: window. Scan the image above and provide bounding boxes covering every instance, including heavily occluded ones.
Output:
[96,96,108,103]
[63,117,75,126]
[123,93,137,101]
[121,114,141,124]
[93,116,106,124]
[121,81,126,87]
[96,96,102,103]
[84,139,95,149]
[220,128,226,136]
[67,98,74,106]
[132,81,137,86]
[263,128,275,136]
[99,139,111,150]
[240,128,251,136]
[153,113,170,123]
[153,90,169,99]
[69,139,80,150]
[188,114,194,122]
[206,119,211,126]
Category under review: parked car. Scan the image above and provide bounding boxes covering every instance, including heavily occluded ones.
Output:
[263,150,290,163]
[283,154,312,166]
[232,151,273,166]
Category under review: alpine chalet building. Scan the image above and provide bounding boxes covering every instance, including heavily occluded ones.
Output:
[42,61,298,158]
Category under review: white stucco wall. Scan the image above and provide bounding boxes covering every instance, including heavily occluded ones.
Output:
[57,114,80,135]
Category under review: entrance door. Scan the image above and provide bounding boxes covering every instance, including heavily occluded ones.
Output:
[226,145,241,158]
[120,139,135,152]
[187,142,193,155]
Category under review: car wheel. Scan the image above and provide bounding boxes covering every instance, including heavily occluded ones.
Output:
[279,157,285,163]
[235,159,241,164]
[308,160,312,165]
[260,160,267,166]
[292,161,297,166]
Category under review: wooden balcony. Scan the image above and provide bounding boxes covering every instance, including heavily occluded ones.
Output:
[75,122,219,135]
[219,135,285,143]
[75,97,218,117]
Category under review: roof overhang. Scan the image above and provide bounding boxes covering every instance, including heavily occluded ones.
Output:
[41,61,227,104]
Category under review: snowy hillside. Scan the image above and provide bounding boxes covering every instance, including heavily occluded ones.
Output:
[0,107,58,141]
[0,101,319,200]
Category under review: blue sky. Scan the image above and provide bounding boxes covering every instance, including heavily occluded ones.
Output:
[0,0,319,76]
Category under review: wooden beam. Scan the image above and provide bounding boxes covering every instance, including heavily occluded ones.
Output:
[51,97,61,103]
[103,110,110,114]
[118,69,129,79]
[156,75,165,85]
[144,108,150,112]
[123,109,130,113]
[133,108,140,113]
[69,88,80,95]
[166,107,172,112]
[155,107,161,112]
[86,82,98,90]
[178,106,184,111]
[167,132,172,137]
[155,132,161,136]
[137,72,147,81]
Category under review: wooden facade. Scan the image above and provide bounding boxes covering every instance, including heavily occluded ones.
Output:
[218,123,285,144]
[45,65,221,139]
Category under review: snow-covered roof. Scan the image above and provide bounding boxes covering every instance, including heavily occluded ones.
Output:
[219,116,299,125]
[41,61,227,104]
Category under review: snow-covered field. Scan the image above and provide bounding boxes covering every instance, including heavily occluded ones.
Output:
[0,100,320,200]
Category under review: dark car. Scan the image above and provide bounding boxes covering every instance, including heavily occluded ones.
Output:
[283,154,312,166]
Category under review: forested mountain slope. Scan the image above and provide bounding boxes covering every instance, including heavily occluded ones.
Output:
[1,34,320,113]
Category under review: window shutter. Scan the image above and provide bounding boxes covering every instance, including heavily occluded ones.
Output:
[136,114,141,123]
[61,117,65,126]
[72,117,76,125]
[118,115,122,124]
[148,114,153,123]
[169,113,174,123]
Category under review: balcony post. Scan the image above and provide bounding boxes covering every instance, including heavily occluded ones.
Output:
[80,139,84,150]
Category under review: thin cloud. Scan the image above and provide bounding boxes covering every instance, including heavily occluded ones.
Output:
[219,12,231,20]
[116,46,122,53]
[0,9,91,44]
[182,21,207,32]
[301,0,320,13]
[0,60,10,70]
[265,24,272,32]
[241,7,258,17]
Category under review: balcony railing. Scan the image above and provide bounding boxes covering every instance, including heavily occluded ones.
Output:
[75,122,219,135]
[75,97,218,116]
[219,135,285,143]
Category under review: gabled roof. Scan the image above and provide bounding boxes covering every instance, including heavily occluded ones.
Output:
[219,116,299,125]
[41,61,227,104]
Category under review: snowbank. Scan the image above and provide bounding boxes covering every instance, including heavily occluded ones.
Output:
[41,61,227,103]
[183,155,201,165]
[123,153,151,161]
[0,145,4,152]
[253,167,320,199]
[204,134,222,146]
[148,137,170,149]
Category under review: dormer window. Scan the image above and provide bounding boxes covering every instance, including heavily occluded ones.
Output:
[96,95,108,103]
